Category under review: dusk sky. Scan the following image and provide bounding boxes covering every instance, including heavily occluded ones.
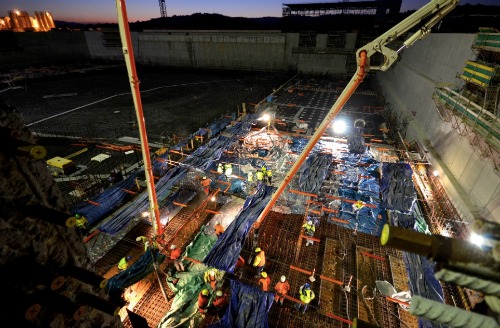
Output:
[1,0,498,23]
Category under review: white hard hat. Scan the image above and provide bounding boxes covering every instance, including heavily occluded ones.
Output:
[136,237,142,242]
[280,275,286,282]
[216,222,220,225]
[170,244,177,250]
[307,220,313,225]
[216,290,223,297]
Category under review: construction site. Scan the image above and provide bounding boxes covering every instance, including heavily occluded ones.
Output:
[0,1,499,328]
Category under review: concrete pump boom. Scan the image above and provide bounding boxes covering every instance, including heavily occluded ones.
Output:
[255,0,459,227]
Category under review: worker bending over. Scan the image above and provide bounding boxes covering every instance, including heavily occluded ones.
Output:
[136,235,150,251]
[302,220,316,246]
[204,268,221,291]
[274,275,290,305]
[118,256,132,271]
[295,282,315,313]
[259,271,271,291]
[212,290,229,318]
[170,244,185,272]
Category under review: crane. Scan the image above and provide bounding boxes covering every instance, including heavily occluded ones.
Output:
[255,0,460,227]
[159,0,167,18]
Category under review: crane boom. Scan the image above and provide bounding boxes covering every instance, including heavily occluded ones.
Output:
[255,0,459,227]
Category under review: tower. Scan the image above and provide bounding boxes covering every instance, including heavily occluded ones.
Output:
[159,0,167,18]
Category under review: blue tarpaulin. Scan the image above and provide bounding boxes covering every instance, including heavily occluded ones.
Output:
[209,279,274,328]
[203,185,275,273]
[380,163,417,213]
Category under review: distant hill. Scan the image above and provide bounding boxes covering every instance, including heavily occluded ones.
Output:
[53,5,499,33]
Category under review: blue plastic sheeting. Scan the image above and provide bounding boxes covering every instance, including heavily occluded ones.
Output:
[347,133,366,154]
[182,156,214,170]
[223,121,253,137]
[209,116,232,137]
[298,153,332,194]
[71,172,139,225]
[106,249,165,303]
[331,204,387,236]
[203,184,275,273]
[380,163,417,213]
[194,128,208,136]
[99,166,188,234]
[209,280,274,328]
[161,189,197,223]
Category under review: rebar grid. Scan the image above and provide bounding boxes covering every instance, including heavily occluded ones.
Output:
[388,254,419,328]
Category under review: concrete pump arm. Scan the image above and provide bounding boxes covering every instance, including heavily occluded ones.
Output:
[255,0,459,227]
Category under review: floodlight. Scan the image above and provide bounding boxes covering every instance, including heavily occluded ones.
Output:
[433,170,439,177]
[470,232,484,247]
[332,120,347,134]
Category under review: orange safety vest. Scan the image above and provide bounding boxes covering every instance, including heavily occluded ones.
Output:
[274,281,290,295]
[215,224,224,236]
[259,276,271,291]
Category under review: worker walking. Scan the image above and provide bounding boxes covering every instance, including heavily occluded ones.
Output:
[274,275,291,305]
[212,290,229,318]
[118,256,132,271]
[198,289,211,315]
[302,220,316,246]
[136,236,150,251]
[252,247,266,277]
[201,176,211,195]
[295,282,315,313]
[259,272,271,292]
[214,221,224,237]
[170,244,185,272]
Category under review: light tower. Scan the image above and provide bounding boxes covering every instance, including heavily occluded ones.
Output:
[159,0,167,17]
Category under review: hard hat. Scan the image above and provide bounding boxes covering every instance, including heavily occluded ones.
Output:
[216,222,220,225]
[210,269,216,276]
[216,290,223,297]
[126,256,132,261]
[202,176,207,180]
[281,275,286,282]
[201,289,209,296]
[170,244,177,250]
[304,283,311,290]
[307,220,313,225]
[255,247,261,253]
[136,237,142,242]
[261,272,267,278]
[75,213,81,219]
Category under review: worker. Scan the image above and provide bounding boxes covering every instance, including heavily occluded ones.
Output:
[302,220,316,246]
[214,222,224,237]
[170,244,185,272]
[136,236,150,251]
[256,170,265,185]
[204,268,220,291]
[212,290,229,318]
[166,269,179,289]
[258,271,271,292]
[201,176,211,195]
[217,163,224,174]
[265,169,273,185]
[118,255,132,271]
[74,213,87,229]
[295,282,315,313]
[274,275,291,305]
[235,255,245,279]
[224,163,233,177]
[252,247,266,277]
[247,172,254,186]
[198,289,210,315]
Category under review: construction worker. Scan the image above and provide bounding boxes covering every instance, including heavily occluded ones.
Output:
[259,271,271,292]
[217,163,224,174]
[212,290,229,318]
[224,163,233,177]
[303,220,316,246]
[256,170,265,185]
[170,244,185,272]
[252,247,266,277]
[247,172,254,186]
[118,256,132,271]
[274,275,291,305]
[201,176,211,195]
[214,222,224,237]
[136,236,150,251]
[74,213,87,229]
[204,268,220,291]
[266,169,273,185]
[198,289,210,314]
[295,282,315,313]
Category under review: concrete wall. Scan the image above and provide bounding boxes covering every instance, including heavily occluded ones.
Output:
[376,33,499,224]
[0,31,90,69]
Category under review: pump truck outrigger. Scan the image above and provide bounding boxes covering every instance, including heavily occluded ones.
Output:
[255,0,460,228]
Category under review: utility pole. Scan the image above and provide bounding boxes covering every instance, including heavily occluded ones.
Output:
[159,0,167,18]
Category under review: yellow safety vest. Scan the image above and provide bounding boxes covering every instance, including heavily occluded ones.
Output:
[118,257,128,270]
[256,171,264,180]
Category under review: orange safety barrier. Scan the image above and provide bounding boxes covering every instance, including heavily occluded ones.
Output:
[300,234,320,242]
[371,139,383,143]
[86,200,100,206]
[289,189,317,198]
[289,265,312,275]
[386,297,410,307]
[173,201,187,207]
[319,275,343,285]
[376,147,390,151]
[326,312,353,325]
[83,229,100,243]
[361,252,385,261]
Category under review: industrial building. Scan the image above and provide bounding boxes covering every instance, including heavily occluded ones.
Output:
[0,1,498,328]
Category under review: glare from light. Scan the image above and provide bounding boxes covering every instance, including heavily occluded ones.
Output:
[260,113,270,122]
[15,10,20,15]
[211,196,216,202]
[433,170,439,177]
[441,229,450,237]
[332,120,347,134]
[141,211,150,218]
[470,232,484,247]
